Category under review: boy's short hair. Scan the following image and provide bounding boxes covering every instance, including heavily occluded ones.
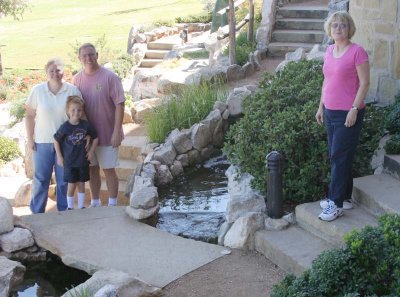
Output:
[66,95,85,111]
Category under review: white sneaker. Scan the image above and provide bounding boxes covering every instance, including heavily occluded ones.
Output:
[318,200,344,221]
[320,198,353,210]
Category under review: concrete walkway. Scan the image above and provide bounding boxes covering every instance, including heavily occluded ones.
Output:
[15,206,227,288]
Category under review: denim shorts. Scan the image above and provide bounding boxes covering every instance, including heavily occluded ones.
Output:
[64,166,90,183]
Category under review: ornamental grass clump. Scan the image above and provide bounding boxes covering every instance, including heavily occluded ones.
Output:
[145,80,228,143]
[223,59,387,203]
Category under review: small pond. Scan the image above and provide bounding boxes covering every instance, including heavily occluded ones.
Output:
[157,153,230,243]
[9,253,90,297]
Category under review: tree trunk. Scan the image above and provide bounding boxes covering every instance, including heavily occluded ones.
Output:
[228,0,236,65]
[0,48,3,76]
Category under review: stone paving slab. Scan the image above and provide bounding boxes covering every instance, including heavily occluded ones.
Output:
[16,207,226,288]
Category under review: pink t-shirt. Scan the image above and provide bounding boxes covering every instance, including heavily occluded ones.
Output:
[322,43,369,110]
[73,67,125,146]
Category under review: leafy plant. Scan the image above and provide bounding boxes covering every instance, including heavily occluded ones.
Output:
[111,53,135,79]
[385,134,400,154]
[183,49,209,60]
[384,95,400,134]
[145,80,228,143]
[175,12,212,24]
[152,19,175,28]
[223,60,387,202]
[271,214,400,297]
[66,286,92,297]
[0,136,21,165]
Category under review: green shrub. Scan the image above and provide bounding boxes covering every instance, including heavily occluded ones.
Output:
[145,80,228,143]
[223,26,257,66]
[152,19,175,28]
[385,134,400,154]
[271,214,400,297]
[9,97,26,127]
[223,60,387,202]
[384,95,400,134]
[111,53,135,79]
[0,136,21,165]
[175,12,212,24]
[182,49,209,60]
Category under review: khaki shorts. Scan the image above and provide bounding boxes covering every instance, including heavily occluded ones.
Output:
[90,146,119,169]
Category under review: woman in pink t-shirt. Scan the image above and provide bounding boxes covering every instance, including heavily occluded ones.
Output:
[315,11,370,222]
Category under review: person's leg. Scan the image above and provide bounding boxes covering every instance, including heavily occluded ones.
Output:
[67,182,76,209]
[103,168,118,205]
[53,148,67,211]
[30,143,54,214]
[77,182,86,209]
[327,109,364,208]
[89,165,101,206]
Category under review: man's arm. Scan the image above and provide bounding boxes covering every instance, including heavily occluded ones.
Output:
[111,102,125,148]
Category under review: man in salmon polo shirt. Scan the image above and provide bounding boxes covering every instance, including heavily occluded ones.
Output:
[73,43,125,207]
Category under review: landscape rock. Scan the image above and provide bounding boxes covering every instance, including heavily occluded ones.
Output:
[200,145,215,161]
[306,44,327,61]
[125,205,160,220]
[170,160,184,177]
[212,119,225,147]
[243,62,255,77]
[94,284,117,297]
[62,269,161,297]
[213,101,227,114]
[218,221,233,246]
[0,256,25,297]
[123,107,133,124]
[226,87,252,117]
[140,163,157,183]
[0,197,13,235]
[264,217,290,231]
[131,98,163,123]
[132,176,154,193]
[171,130,193,154]
[13,181,32,207]
[225,165,263,197]
[224,212,265,250]
[285,47,306,61]
[152,142,177,166]
[225,195,267,223]
[130,186,158,209]
[0,227,34,253]
[156,165,173,187]
[226,64,244,81]
[202,109,221,135]
[176,154,189,167]
[191,123,211,150]
[187,149,201,165]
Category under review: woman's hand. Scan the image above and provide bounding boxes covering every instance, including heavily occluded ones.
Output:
[56,156,64,167]
[27,139,36,151]
[345,109,358,127]
[315,107,324,125]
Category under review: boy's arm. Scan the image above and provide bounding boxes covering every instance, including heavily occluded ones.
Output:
[54,140,64,167]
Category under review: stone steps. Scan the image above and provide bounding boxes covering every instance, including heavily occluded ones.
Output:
[145,50,169,59]
[139,35,182,69]
[99,159,140,181]
[255,154,400,275]
[140,59,164,68]
[267,2,328,57]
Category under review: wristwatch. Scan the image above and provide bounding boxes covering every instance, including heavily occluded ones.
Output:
[351,105,359,111]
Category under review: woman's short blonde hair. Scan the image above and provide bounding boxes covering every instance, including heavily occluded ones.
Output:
[44,58,64,72]
[324,11,356,39]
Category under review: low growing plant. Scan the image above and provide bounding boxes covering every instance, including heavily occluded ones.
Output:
[223,59,387,202]
[145,80,228,143]
[270,214,400,297]
[175,12,212,23]
[385,134,400,154]
[0,136,21,165]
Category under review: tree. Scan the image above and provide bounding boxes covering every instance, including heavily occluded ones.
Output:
[0,0,30,75]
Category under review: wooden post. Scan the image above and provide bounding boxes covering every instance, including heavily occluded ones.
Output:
[247,0,254,43]
[0,49,2,76]
[228,0,236,65]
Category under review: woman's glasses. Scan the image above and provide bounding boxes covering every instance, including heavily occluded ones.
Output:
[331,23,348,30]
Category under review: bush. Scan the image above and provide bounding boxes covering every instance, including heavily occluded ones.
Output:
[223,60,387,202]
[271,214,400,297]
[175,12,212,24]
[0,136,21,165]
[384,95,400,134]
[111,53,135,79]
[144,80,228,143]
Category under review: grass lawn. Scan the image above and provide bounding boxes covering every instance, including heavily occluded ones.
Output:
[0,0,203,70]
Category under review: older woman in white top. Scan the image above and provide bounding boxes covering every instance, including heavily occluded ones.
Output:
[25,58,81,213]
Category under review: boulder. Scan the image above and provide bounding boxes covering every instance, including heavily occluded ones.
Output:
[264,217,290,231]
[0,227,34,253]
[201,109,221,136]
[243,62,255,77]
[176,154,189,167]
[130,186,158,209]
[94,284,117,297]
[187,149,201,165]
[226,64,244,81]
[132,176,154,193]
[226,87,252,117]
[123,107,134,124]
[13,181,32,207]
[213,101,227,114]
[212,119,225,148]
[0,256,25,297]
[225,195,266,223]
[152,142,177,166]
[125,205,160,220]
[131,98,163,123]
[225,165,263,197]
[156,165,173,187]
[169,160,184,177]
[285,47,306,61]
[140,163,157,183]
[224,212,265,250]
[191,123,211,150]
[171,130,193,154]
[0,198,13,235]
[62,269,161,297]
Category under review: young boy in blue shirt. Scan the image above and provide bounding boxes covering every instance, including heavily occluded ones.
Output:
[54,95,98,209]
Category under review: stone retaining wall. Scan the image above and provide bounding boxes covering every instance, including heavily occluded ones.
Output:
[350,0,399,104]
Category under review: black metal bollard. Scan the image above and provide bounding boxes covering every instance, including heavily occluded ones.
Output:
[266,151,284,219]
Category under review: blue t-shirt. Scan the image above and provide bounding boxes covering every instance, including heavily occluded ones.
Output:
[54,120,97,167]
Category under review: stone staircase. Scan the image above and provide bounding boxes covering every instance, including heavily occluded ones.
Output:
[267,1,328,57]
[255,154,400,275]
[135,35,183,73]
[84,123,148,206]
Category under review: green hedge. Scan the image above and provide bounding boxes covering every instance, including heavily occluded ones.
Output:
[223,59,387,202]
[271,214,400,297]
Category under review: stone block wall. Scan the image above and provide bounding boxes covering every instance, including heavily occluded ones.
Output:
[350,0,400,104]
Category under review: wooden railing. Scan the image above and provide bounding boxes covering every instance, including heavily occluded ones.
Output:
[216,0,255,65]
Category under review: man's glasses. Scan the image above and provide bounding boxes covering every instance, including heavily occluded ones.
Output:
[331,23,348,30]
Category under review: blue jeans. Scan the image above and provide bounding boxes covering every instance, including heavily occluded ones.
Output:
[325,108,364,208]
[30,143,67,213]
